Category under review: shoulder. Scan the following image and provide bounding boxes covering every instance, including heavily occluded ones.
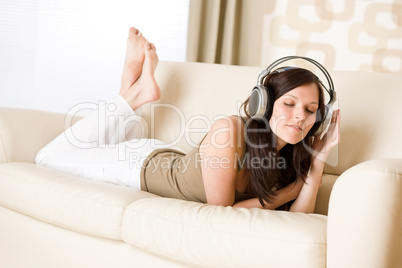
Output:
[209,115,246,135]
[200,115,246,156]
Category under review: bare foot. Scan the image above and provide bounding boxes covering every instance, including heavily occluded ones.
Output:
[120,42,160,110]
[120,27,147,94]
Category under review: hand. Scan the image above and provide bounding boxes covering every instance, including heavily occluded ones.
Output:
[311,109,341,162]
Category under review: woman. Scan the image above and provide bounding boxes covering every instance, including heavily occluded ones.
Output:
[36,27,340,213]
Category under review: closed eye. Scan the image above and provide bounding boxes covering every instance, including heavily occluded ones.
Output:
[284,102,316,114]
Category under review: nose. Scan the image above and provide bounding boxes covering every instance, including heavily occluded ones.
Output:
[294,107,307,121]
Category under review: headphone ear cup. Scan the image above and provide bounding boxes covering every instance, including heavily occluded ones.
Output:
[249,85,274,120]
[315,104,333,136]
[265,87,274,119]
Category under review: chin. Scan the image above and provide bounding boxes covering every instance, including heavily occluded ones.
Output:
[281,133,309,145]
[275,126,312,147]
[286,138,302,145]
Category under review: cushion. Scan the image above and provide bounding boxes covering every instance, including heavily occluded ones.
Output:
[0,162,157,240]
[122,197,327,268]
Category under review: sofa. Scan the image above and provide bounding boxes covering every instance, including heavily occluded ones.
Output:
[0,61,401,268]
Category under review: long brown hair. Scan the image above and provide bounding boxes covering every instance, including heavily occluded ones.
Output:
[239,67,326,209]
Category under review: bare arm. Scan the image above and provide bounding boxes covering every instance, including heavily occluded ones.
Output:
[200,116,243,206]
[290,109,341,213]
[233,177,304,209]
[289,158,324,213]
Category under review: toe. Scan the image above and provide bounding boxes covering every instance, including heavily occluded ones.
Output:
[129,27,140,35]
[145,42,157,55]
[144,41,151,52]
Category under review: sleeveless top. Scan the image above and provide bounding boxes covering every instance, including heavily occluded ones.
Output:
[139,117,254,204]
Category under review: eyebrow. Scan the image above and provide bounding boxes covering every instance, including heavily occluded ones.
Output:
[286,94,319,105]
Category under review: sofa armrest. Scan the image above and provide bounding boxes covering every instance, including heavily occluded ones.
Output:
[123,198,327,268]
[327,159,402,268]
[0,108,70,163]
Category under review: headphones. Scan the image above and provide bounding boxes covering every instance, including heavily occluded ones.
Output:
[249,56,336,135]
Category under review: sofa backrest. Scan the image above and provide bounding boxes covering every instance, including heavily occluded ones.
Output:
[140,61,402,176]
[323,70,402,175]
[1,61,401,176]
[141,61,258,150]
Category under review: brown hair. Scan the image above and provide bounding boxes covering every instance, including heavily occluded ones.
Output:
[239,67,326,209]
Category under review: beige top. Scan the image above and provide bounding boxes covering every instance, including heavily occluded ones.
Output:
[140,136,253,204]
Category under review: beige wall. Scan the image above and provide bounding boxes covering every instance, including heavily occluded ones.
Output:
[260,0,402,73]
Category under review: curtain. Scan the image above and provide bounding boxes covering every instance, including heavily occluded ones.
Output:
[187,0,272,66]
[187,0,402,73]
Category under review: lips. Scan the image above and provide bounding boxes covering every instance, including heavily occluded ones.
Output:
[287,124,303,132]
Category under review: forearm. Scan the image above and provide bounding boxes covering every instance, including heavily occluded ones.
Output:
[289,156,326,213]
[233,180,302,209]
[291,109,341,213]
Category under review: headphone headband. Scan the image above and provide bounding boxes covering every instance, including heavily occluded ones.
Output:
[259,56,335,104]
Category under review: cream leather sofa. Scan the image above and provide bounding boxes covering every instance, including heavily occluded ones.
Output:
[0,61,401,268]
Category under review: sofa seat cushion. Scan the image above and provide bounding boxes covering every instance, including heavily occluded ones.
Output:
[122,198,328,268]
[0,162,157,240]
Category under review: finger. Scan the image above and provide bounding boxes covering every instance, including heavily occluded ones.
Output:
[326,111,338,134]
[336,110,341,143]
[334,110,341,133]
[331,111,341,145]
[337,110,341,127]
[326,111,338,136]
[331,109,340,123]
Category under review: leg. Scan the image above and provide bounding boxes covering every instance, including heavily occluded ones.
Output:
[119,42,161,111]
[36,27,164,188]
[36,137,169,189]
[49,28,160,149]
[120,27,147,94]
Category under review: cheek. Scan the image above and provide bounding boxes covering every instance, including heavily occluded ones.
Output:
[271,105,289,121]
[302,114,317,137]
[305,113,317,127]
[269,106,288,132]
